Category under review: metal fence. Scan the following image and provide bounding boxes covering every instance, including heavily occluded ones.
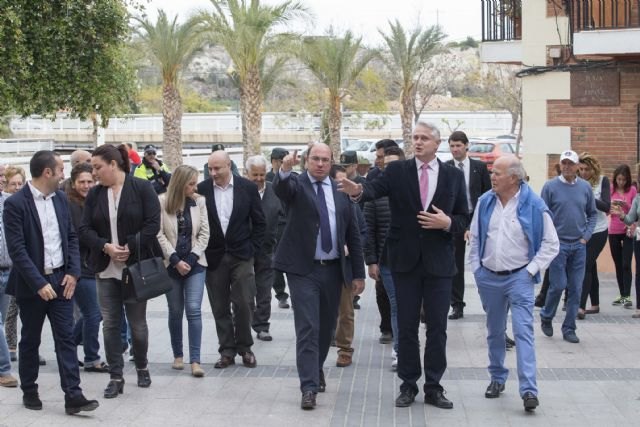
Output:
[566,0,640,33]
[0,138,54,154]
[481,0,522,42]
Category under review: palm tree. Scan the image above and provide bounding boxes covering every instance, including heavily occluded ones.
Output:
[298,30,377,160]
[379,20,445,154]
[201,0,308,163]
[133,10,204,170]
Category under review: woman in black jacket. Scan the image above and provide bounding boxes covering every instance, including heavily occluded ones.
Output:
[80,144,161,398]
[67,163,108,372]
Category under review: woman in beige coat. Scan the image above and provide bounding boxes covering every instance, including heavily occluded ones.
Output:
[157,165,210,377]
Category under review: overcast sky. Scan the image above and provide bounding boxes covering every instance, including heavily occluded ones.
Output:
[137,0,481,46]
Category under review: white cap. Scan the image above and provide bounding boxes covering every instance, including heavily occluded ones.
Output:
[560,150,579,164]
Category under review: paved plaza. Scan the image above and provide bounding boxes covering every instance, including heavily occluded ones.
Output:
[1,271,640,426]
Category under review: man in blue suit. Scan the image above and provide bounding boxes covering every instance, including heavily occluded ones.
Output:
[273,143,365,410]
[339,122,470,410]
[3,151,99,415]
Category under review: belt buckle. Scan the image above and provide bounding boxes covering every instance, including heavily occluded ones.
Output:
[318,259,327,265]
[44,268,53,275]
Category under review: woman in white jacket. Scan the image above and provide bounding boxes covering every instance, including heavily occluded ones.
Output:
[157,165,210,377]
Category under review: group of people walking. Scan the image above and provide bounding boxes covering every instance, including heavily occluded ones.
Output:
[1,125,640,418]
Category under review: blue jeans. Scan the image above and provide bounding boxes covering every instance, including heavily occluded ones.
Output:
[0,269,12,375]
[165,271,205,363]
[475,267,537,397]
[379,264,398,353]
[541,241,587,335]
[72,277,102,364]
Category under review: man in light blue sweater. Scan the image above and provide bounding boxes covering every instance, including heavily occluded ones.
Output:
[540,150,597,343]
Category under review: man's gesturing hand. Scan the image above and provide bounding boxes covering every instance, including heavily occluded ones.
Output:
[417,205,452,230]
[280,150,299,172]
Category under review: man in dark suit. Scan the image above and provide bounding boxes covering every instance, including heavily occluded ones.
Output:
[197,151,265,370]
[339,122,469,409]
[273,143,365,410]
[446,131,491,320]
[245,155,284,342]
[3,151,99,414]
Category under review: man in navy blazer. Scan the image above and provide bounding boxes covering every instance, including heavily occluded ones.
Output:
[197,150,265,370]
[3,151,98,414]
[339,122,469,410]
[273,143,365,410]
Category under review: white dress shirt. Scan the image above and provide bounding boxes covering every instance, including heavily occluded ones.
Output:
[214,175,235,235]
[415,157,439,210]
[99,187,126,280]
[468,190,559,277]
[28,182,64,270]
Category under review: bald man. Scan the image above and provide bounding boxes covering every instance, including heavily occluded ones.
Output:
[197,151,266,370]
[469,156,559,412]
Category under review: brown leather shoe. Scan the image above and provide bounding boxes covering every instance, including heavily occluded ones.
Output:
[336,353,352,367]
[214,355,235,369]
[240,351,257,368]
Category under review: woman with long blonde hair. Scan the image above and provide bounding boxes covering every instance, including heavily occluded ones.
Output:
[157,165,209,377]
[577,153,610,318]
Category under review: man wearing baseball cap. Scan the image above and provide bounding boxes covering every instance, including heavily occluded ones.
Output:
[266,148,289,183]
[539,150,597,344]
[133,144,172,194]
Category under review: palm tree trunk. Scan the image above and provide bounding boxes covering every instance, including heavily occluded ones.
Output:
[162,82,183,171]
[400,88,413,156]
[328,95,342,161]
[240,67,263,165]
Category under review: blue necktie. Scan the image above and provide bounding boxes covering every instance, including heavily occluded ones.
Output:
[315,181,332,253]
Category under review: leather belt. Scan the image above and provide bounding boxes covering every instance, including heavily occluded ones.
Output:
[485,264,527,276]
[44,266,64,276]
[313,259,340,266]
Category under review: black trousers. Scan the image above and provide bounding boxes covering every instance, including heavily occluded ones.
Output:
[287,263,342,393]
[450,232,466,309]
[17,270,82,400]
[206,254,255,357]
[272,270,289,301]
[609,233,634,298]
[580,230,608,309]
[375,279,391,333]
[394,268,451,395]
[251,252,274,333]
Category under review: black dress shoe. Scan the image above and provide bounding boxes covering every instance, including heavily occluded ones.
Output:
[319,370,326,393]
[505,335,516,347]
[23,392,43,410]
[240,351,257,368]
[214,355,235,369]
[485,381,505,398]
[301,391,316,410]
[104,379,124,398]
[65,395,99,415]
[523,391,539,411]
[448,307,463,320]
[136,369,151,388]
[85,362,109,373]
[395,389,416,407]
[424,390,453,409]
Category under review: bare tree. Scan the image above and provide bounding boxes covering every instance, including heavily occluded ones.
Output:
[481,64,522,136]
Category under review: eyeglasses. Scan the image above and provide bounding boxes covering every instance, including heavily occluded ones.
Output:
[177,210,185,232]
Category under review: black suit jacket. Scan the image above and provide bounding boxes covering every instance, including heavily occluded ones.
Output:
[79,175,162,273]
[4,186,81,298]
[259,182,283,255]
[272,171,365,283]
[362,158,469,277]
[446,157,491,213]
[197,176,266,270]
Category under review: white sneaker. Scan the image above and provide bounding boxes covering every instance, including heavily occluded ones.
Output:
[391,349,397,359]
[391,355,398,371]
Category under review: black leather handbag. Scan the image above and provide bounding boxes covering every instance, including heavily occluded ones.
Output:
[122,233,173,303]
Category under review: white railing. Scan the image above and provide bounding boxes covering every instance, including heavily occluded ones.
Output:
[10,111,515,135]
[0,138,54,154]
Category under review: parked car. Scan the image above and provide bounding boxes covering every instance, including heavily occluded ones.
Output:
[467,140,521,170]
[436,141,453,162]
[344,139,377,163]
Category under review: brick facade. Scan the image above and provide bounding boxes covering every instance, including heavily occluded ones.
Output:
[547,0,566,18]
[546,69,640,178]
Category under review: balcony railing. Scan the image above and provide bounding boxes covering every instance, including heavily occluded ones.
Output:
[481,0,522,42]
[566,0,640,35]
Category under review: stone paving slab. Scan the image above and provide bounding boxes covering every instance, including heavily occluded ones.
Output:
[1,272,640,426]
